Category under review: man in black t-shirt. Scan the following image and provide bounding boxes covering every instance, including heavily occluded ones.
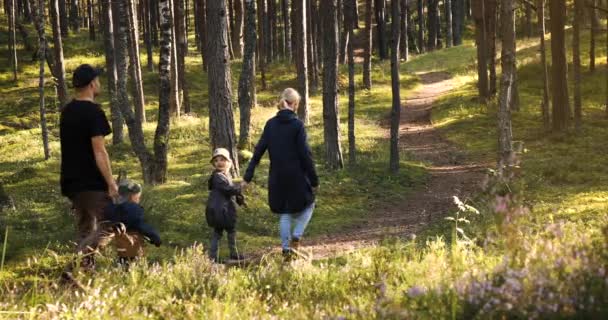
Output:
[60,64,119,271]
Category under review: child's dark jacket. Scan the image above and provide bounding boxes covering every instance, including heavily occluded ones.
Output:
[104,202,162,246]
[206,170,243,230]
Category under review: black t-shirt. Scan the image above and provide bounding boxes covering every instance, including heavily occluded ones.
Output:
[60,100,112,197]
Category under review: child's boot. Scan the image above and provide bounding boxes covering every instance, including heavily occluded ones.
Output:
[209,230,222,262]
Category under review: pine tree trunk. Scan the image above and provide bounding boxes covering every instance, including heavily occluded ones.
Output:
[59,0,69,36]
[321,0,344,169]
[51,0,68,107]
[175,0,191,114]
[589,0,597,72]
[87,0,95,40]
[101,0,123,145]
[486,0,497,96]
[197,0,207,69]
[363,0,372,89]
[9,0,18,81]
[70,0,79,32]
[238,0,256,149]
[427,0,438,50]
[207,0,240,176]
[537,0,550,128]
[144,0,154,71]
[524,2,532,38]
[375,0,387,59]
[353,0,359,29]
[549,0,570,131]
[282,0,291,61]
[573,0,582,132]
[293,0,310,123]
[497,0,514,177]
[445,0,452,47]
[346,0,356,164]
[399,0,407,60]
[307,0,318,92]
[32,0,50,160]
[452,0,461,45]
[417,0,424,52]
[263,0,272,63]
[339,0,349,64]
[389,0,400,173]
[232,0,243,58]
[257,0,267,89]
[127,0,147,123]
[472,0,488,100]
[407,2,418,53]
[152,0,174,183]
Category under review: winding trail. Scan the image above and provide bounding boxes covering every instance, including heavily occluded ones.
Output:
[300,71,487,259]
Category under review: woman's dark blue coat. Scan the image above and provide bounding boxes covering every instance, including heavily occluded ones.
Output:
[244,109,319,214]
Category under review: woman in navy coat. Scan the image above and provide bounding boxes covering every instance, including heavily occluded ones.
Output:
[243,88,319,256]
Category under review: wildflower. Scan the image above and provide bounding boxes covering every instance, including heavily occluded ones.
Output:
[406,286,426,298]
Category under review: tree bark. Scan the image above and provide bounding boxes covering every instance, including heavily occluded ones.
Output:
[537,0,550,128]
[472,0,488,100]
[51,0,68,107]
[363,0,372,89]
[417,0,424,53]
[293,0,310,123]
[497,0,514,177]
[238,0,256,149]
[524,2,532,38]
[400,0,408,59]
[170,0,181,116]
[87,0,95,40]
[175,0,191,114]
[144,0,154,71]
[589,0,597,72]
[59,0,69,36]
[70,0,79,32]
[485,0,497,96]
[9,0,18,81]
[101,0,123,145]
[197,0,207,70]
[389,0,400,173]
[339,0,349,64]
[321,0,344,169]
[127,0,147,123]
[307,0,319,92]
[258,0,267,89]
[573,0,582,132]
[427,0,438,50]
[31,0,50,160]
[207,0,240,176]
[152,0,174,183]
[549,0,570,131]
[445,0,452,47]
[375,0,387,59]
[282,0,291,61]
[232,0,243,58]
[346,0,356,164]
[452,0,463,45]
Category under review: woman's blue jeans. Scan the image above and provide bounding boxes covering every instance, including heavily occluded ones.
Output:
[279,202,315,250]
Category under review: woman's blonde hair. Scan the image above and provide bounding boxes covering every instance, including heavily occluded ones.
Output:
[278,88,301,111]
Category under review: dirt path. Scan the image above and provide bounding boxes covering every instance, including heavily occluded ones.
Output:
[297,71,487,259]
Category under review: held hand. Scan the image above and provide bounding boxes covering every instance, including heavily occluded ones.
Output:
[108,181,119,199]
[241,181,249,190]
[312,186,319,194]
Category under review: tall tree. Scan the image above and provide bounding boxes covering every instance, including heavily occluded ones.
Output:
[59,0,68,36]
[31,0,50,159]
[238,0,256,149]
[127,0,146,123]
[497,0,514,176]
[363,0,372,89]
[293,0,310,123]
[101,0,123,145]
[417,0,424,52]
[282,0,291,60]
[207,0,240,176]
[472,0,489,100]
[537,0,550,128]
[232,0,243,58]
[389,0,400,173]
[9,0,18,81]
[339,0,349,64]
[70,0,79,32]
[427,0,438,50]
[573,0,582,132]
[197,0,207,69]
[257,0,267,89]
[175,0,191,114]
[549,0,570,131]
[87,0,95,40]
[144,0,154,71]
[321,0,344,169]
[445,0,452,47]
[524,2,532,38]
[346,0,356,164]
[264,0,272,62]
[589,1,597,72]
[453,0,463,45]
[400,0,408,60]
[307,0,319,92]
[375,0,388,59]
[485,0,497,96]
[51,0,68,107]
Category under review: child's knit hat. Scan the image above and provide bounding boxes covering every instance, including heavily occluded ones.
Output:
[118,179,142,196]
[210,148,232,163]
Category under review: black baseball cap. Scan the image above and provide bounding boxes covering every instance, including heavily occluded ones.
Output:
[72,64,103,88]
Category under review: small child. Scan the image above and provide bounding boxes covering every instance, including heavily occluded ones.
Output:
[104,179,162,265]
[206,148,245,262]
